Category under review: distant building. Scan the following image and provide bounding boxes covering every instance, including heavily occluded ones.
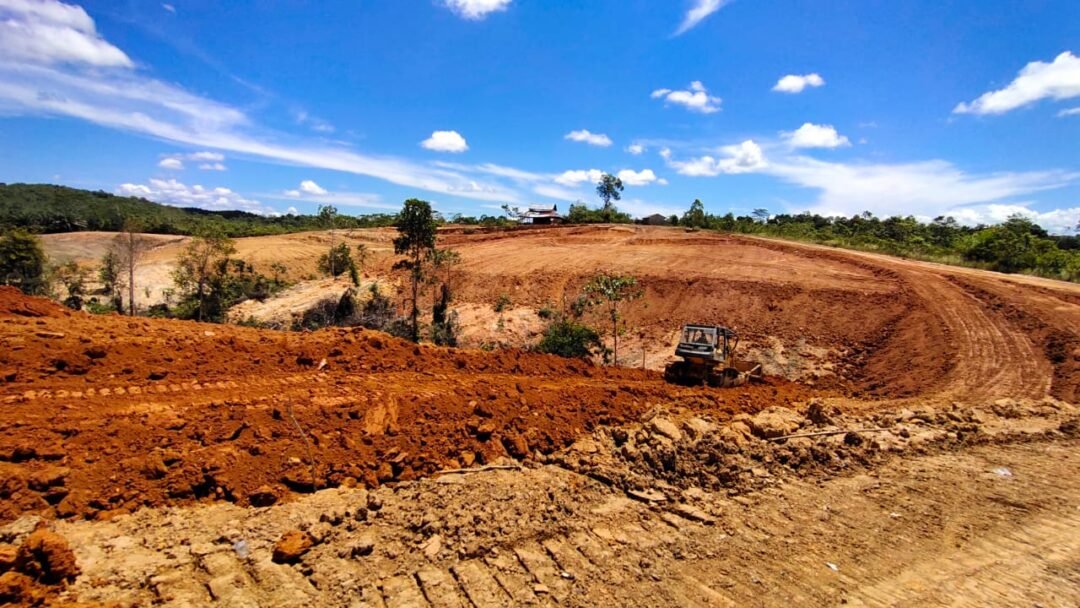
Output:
[640,213,669,226]
[520,204,563,225]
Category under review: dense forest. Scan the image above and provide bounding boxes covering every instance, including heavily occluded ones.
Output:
[0,183,399,236]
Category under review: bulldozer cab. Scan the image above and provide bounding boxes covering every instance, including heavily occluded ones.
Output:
[665,324,760,387]
[675,324,737,363]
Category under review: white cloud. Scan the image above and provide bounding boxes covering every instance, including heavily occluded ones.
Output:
[617,169,660,186]
[651,81,721,113]
[421,130,469,153]
[564,129,612,147]
[0,0,133,67]
[554,169,604,186]
[768,156,1076,221]
[674,0,730,36]
[275,180,388,209]
[117,178,279,215]
[1057,106,1080,117]
[626,143,645,155]
[443,0,511,20]
[772,73,825,94]
[948,204,1080,234]
[617,198,684,218]
[783,123,851,149]
[161,3,175,13]
[299,180,327,195]
[954,51,1080,115]
[158,150,228,171]
[666,140,767,176]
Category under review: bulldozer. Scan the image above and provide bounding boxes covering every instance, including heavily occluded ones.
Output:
[663,324,762,387]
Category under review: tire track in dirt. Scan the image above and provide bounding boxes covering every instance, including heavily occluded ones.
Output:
[895,266,1050,404]
[738,235,1068,406]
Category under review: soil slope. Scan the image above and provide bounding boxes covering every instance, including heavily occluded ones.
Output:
[0,287,817,524]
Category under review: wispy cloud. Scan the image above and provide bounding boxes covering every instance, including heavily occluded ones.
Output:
[0,2,520,203]
[275,180,390,209]
[674,0,731,36]
[158,150,229,171]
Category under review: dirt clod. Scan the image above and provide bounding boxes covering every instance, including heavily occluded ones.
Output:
[14,524,80,584]
[272,530,315,563]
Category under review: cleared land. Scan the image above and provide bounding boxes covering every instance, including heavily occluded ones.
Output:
[4,225,1078,606]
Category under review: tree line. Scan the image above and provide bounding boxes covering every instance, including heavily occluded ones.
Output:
[668,199,1080,282]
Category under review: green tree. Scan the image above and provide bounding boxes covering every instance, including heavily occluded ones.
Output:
[318,242,354,279]
[98,249,123,311]
[596,173,624,211]
[682,199,707,228]
[0,229,47,295]
[172,229,237,322]
[752,208,770,223]
[583,273,643,365]
[393,199,437,342]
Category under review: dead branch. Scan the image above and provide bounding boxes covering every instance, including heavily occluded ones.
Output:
[286,400,319,490]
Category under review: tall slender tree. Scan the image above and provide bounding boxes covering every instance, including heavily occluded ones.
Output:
[392,199,437,342]
[319,205,339,279]
[114,219,152,315]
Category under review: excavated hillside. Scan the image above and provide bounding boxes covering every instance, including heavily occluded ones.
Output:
[0,287,819,525]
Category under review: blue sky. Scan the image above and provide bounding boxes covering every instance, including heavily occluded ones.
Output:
[1,0,1078,232]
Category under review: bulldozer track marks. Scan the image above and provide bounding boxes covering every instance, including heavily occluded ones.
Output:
[63,439,1080,607]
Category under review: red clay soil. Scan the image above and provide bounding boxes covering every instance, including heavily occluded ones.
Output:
[433,226,1078,405]
[0,288,821,524]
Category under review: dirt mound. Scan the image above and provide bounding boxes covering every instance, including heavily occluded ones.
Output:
[0,522,80,606]
[0,289,822,523]
[0,287,70,318]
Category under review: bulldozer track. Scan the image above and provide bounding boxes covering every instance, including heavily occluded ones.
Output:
[50,439,1080,607]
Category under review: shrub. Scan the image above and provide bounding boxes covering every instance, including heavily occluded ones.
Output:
[494,293,511,313]
[537,319,601,359]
